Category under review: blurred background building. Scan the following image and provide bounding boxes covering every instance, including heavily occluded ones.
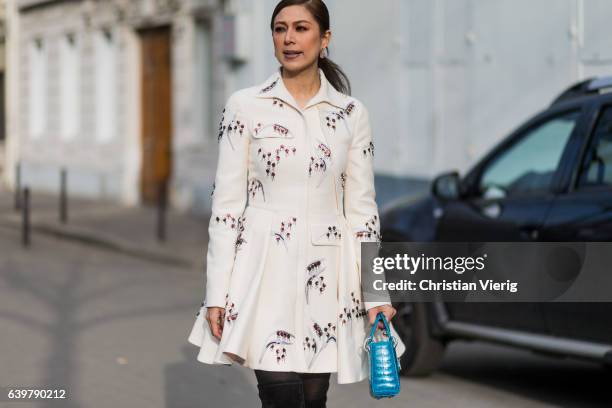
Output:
[0,0,6,178]
[2,0,612,214]
[4,0,230,212]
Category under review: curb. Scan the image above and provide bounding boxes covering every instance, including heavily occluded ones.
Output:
[0,216,196,269]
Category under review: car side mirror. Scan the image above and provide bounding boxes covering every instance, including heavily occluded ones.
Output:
[432,171,461,200]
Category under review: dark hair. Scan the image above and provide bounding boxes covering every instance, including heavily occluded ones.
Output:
[270,0,351,95]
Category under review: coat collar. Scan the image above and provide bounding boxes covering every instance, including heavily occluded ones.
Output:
[256,66,348,111]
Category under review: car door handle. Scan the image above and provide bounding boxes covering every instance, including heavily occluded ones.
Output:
[481,202,502,219]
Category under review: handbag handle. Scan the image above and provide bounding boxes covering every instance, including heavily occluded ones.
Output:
[369,311,391,338]
[363,311,398,352]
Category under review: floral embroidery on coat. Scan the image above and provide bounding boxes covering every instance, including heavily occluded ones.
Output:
[322,101,356,133]
[259,330,295,364]
[254,123,292,138]
[305,259,327,304]
[224,294,239,323]
[248,178,266,201]
[316,225,341,242]
[355,215,381,241]
[272,217,297,249]
[272,98,285,109]
[234,216,247,252]
[217,110,245,150]
[257,144,297,180]
[214,213,239,229]
[344,101,356,116]
[309,143,333,187]
[361,141,375,158]
[303,321,337,369]
[260,78,279,94]
[324,111,343,131]
[338,292,367,326]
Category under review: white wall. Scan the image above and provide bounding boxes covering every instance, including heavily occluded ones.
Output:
[244,0,612,180]
[59,33,80,141]
[27,38,46,139]
[94,29,118,144]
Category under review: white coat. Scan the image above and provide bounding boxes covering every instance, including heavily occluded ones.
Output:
[188,67,405,384]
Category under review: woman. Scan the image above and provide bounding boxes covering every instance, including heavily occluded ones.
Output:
[188,0,405,406]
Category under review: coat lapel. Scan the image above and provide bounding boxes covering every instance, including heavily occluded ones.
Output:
[255,66,348,112]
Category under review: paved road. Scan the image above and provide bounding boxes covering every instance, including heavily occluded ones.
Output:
[0,227,609,407]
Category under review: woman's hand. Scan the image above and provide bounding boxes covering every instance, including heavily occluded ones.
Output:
[367,304,397,331]
[206,307,225,341]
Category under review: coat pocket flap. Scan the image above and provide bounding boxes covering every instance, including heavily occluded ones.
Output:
[311,223,343,246]
[252,122,295,139]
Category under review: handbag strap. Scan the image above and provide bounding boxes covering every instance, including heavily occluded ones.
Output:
[368,311,391,339]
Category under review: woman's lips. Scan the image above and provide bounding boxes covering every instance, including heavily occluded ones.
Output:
[283,51,303,60]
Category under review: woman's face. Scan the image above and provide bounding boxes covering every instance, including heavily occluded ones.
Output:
[272,5,330,74]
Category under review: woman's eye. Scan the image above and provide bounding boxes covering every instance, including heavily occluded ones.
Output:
[274,26,286,33]
[297,26,307,31]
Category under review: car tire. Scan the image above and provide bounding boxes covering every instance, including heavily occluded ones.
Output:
[393,302,446,376]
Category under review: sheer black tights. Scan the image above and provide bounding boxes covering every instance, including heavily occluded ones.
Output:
[254,369,331,407]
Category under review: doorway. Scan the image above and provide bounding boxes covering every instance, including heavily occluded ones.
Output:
[139,27,172,204]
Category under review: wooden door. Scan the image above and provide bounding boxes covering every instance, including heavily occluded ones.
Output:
[140,27,172,204]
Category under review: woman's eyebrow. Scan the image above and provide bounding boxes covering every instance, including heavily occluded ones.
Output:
[275,20,312,25]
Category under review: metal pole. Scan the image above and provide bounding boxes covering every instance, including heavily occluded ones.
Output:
[60,168,68,224]
[157,181,167,242]
[14,162,21,211]
[22,187,30,248]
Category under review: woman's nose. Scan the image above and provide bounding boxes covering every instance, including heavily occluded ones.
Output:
[284,29,295,44]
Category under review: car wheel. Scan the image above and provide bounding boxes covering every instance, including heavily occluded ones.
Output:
[393,302,446,376]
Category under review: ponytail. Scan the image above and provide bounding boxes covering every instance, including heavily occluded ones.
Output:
[319,50,351,95]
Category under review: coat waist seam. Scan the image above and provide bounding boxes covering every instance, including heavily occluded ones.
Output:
[246,203,342,217]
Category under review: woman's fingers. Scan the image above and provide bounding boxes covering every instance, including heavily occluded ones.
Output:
[206,307,225,341]
[367,305,397,329]
[380,307,397,329]
[367,308,378,324]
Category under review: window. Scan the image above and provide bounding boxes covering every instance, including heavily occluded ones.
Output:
[60,33,80,141]
[94,29,118,143]
[0,73,5,141]
[28,38,47,139]
[479,110,580,198]
[577,106,612,188]
[194,20,213,141]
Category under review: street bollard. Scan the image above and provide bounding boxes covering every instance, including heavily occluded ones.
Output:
[22,187,30,248]
[60,168,68,224]
[157,181,167,242]
[14,162,21,211]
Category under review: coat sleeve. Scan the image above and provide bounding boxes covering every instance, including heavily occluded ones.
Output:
[205,93,250,308]
[344,103,391,312]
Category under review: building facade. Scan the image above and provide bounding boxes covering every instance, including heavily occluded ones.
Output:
[4,0,612,213]
[0,0,6,176]
[5,0,234,211]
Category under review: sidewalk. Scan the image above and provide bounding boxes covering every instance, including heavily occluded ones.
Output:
[0,185,208,270]
[0,177,428,270]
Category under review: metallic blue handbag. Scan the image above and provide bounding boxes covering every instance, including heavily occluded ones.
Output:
[363,312,401,399]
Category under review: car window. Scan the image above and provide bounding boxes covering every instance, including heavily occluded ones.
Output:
[478,110,580,199]
[577,105,612,189]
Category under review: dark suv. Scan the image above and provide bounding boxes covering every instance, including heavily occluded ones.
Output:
[380,76,612,376]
